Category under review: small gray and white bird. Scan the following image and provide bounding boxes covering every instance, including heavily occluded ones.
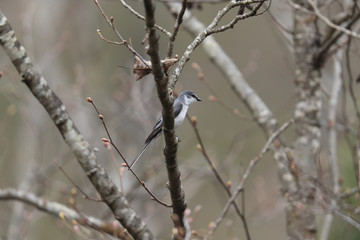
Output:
[129,90,201,169]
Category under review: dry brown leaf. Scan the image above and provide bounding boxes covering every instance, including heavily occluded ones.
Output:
[133,55,178,81]
[162,56,178,73]
[133,56,151,81]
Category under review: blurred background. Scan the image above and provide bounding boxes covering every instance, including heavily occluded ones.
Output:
[0,0,359,239]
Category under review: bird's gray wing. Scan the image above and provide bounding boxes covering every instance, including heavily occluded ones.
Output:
[153,116,163,130]
[144,101,182,145]
[145,116,163,144]
[173,101,183,119]
[130,103,183,169]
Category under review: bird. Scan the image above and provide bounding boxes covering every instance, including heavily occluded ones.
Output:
[129,90,201,169]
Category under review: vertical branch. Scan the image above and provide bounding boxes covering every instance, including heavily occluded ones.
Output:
[328,51,342,198]
[346,37,360,119]
[166,0,188,58]
[320,49,343,240]
[345,37,360,188]
[142,0,187,235]
[288,1,321,239]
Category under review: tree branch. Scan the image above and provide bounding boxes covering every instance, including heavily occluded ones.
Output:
[288,1,322,238]
[142,0,188,236]
[118,0,171,37]
[167,0,268,94]
[167,0,188,58]
[187,115,251,240]
[320,47,344,240]
[0,11,153,240]
[307,0,360,39]
[208,119,294,236]
[0,188,133,239]
[165,1,277,137]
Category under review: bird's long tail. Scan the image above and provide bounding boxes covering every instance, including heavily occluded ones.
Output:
[128,141,152,169]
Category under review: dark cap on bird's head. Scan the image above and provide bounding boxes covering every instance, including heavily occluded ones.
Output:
[178,90,201,103]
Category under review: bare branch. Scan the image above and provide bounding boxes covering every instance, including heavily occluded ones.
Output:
[97,29,124,45]
[87,98,172,208]
[208,119,294,236]
[0,11,153,239]
[118,0,172,37]
[166,1,277,137]
[54,160,102,202]
[320,48,344,240]
[167,0,188,58]
[187,115,251,240]
[307,0,360,39]
[332,209,360,230]
[143,0,188,236]
[94,0,151,68]
[208,0,270,34]
[0,188,133,240]
[315,12,360,68]
[167,0,268,92]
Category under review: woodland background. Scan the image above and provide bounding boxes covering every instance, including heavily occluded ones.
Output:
[1,0,360,239]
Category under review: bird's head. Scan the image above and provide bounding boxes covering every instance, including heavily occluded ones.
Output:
[178,90,201,106]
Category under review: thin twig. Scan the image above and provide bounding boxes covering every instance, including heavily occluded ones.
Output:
[54,161,102,202]
[97,29,124,45]
[208,0,270,34]
[168,0,269,95]
[119,0,171,37]
[86,98,172,208]
[167,0,188,58]
[340,187,360,199]
[94,0,150,68]
[305,174,360,231]
[332,209,360,230]
[187,115,251,240]
[307,0,360,39]
[165,1,278,138]
[315,11,360,68]
[156,0,227,3]
[105,142,126,194]
[207,119,294,236]
[303,173,360,232]
[94,0,124,42]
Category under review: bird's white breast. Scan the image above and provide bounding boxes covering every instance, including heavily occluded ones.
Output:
[175,105,188,128]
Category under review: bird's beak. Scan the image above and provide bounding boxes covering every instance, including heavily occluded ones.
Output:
[196,96,201,101]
